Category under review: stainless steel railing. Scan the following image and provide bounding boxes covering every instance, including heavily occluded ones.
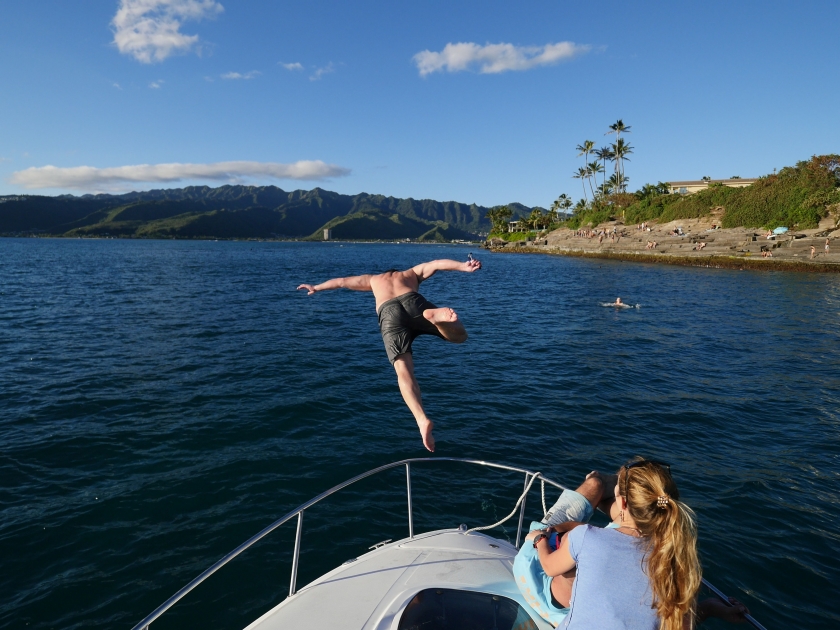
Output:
[130,457,766,630]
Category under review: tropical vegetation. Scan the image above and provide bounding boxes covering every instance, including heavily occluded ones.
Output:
[485,114,839,238]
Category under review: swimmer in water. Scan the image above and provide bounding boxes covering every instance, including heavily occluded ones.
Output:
[297,256,481,452]
[614,297,623,306]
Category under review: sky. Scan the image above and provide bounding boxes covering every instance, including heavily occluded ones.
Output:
[1,0,839,208]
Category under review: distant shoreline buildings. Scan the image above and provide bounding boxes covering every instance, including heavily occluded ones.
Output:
[667,178,757,195]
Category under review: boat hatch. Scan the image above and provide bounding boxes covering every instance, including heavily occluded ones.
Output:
[398,588,538,630]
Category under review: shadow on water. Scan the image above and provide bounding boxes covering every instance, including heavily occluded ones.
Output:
[0,240,839,628]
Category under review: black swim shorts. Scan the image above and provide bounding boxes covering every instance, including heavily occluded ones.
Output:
[377,292,444,364]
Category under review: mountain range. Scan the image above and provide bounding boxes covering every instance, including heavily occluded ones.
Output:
[0,186,535,241]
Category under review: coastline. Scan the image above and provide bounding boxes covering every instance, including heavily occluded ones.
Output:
[484,216,840,273]
[486,246,840,273]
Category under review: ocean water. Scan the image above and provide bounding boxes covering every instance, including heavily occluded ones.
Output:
[1,239,838,630]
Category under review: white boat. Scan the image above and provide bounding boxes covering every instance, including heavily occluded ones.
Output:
[131,458,767,630]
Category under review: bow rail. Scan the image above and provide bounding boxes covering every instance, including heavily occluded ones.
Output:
[131,457,766,630]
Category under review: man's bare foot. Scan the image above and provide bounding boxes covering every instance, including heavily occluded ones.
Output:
[423,307,458,325]
[417,418,435,452]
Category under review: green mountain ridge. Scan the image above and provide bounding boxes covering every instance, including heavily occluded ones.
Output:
[0,185,535,240]
[309,211,476,242]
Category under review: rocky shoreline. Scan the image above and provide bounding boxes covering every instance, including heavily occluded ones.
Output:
[484,214,840,272]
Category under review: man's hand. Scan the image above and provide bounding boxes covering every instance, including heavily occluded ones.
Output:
[698,597,750,624]
[464,258,481,272]
[547,521,583,534]
[297,284,317,295]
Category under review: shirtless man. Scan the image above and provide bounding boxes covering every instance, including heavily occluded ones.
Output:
[297,257,481,451]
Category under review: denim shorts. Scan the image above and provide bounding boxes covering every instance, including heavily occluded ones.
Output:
[529,489,594,532]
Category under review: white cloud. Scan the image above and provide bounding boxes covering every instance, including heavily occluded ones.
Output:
[221,70,260,80]
[111,0,224,63]
[310,62,335,81]
[413,41,590,76]
[112,82,123,89]
[280,62,303,71]
[149,79,164,88]
[10,161,352,191]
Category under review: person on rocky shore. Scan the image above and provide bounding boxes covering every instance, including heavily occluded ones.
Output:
[297,257,481,452]
[810,245,816,259]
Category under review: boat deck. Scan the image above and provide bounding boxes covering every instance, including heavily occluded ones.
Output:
[245,529,553,630]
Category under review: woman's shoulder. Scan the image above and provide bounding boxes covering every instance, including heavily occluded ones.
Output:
[571,524,637,547]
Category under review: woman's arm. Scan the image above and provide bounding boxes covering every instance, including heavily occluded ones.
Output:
[297,274,373,295]
[534,523,583,577]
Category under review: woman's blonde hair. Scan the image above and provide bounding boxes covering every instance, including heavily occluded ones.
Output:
[620,458,702,630]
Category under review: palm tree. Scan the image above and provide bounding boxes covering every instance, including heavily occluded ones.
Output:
[608,173,630,192]
[549,199,560,224]
[576,140,595,196]
[486,205,512,234]
[528,208,546,230]
[559,194,573,214]
[550,194,572,223]
[573,167,589,202]
[576,140,595,164]
[588,161,604,197]
[636,183,659,200]
[594,146,614,190]
[611,138,634,191]
[606,120,631,186]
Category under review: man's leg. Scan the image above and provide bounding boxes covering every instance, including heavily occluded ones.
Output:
[422,307,467,343]
[541,471,617,527]
[393,353,435,452]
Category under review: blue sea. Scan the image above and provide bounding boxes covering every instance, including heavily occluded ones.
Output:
[1,239,838,629]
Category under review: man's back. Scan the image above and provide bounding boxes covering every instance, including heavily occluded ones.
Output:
[370,270,420,310]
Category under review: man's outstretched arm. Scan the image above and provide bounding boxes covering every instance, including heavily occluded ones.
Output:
[297,274,373,295]
[412,258,481,281]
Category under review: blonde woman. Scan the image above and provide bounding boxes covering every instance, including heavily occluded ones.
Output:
[520,459,750,629]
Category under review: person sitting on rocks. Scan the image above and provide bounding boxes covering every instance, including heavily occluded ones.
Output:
[811,245,816,259]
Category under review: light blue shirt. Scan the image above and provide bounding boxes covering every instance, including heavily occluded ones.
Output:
[562,525,658,630]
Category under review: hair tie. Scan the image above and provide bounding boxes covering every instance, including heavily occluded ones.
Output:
[656,495,670,509]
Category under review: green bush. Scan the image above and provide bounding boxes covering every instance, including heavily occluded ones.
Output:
[617,155,840,229]
[488,230,530,241]
[625,194,678,224]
